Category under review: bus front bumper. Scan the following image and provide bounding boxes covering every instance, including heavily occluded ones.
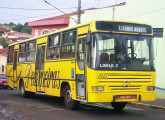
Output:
[87,92,156,102]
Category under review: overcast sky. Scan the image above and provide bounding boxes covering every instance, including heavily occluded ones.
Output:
[0,0,126,24]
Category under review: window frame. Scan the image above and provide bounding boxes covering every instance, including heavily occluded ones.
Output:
[19,42,26,63]
[26,40,36,62]
[60,30,77,59]
[7,46,14,63]
[46,33,60,60]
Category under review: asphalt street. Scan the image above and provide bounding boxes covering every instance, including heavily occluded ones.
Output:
[0,89,164,120]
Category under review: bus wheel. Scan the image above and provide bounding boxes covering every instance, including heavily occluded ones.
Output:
[111,102,127,110]
[20,81,29,98]
[64,85,79,110]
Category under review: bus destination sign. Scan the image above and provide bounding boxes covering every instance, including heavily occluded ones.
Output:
[118,25,147,33]
[96,21,152,34]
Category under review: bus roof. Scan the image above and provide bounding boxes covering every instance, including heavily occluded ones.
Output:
[8,20,152,46]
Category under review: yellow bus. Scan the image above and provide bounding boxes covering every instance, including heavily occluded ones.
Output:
[6,20,155,110]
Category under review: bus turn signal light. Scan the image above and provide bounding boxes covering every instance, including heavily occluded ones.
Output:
[92,87,104,91]
[147,86,155,91]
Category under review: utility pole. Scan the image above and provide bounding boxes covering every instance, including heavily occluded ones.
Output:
[112,6,115,20]
[77,0,81,24]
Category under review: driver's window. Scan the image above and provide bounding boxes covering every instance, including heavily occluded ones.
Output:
[77,37,86,70]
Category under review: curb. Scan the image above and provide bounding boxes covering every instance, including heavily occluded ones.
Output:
[129,102,165,110]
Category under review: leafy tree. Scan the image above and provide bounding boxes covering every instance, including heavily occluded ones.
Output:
[24,22,28,26]
[0,37,9,48]
[12,23,32,34]
[8,22,15,26]
[12,23,24,32]
[21,26,32,34]
[0,31,4,36]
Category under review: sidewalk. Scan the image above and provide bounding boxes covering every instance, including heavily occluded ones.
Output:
[130,99,165,110]
[130,88,165,110]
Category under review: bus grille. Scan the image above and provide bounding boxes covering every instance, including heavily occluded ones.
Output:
[98,73,152,92]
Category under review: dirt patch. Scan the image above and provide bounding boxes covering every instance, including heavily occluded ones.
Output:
[0,104,22,120]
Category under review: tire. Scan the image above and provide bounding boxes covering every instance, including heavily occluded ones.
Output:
[20,81,29,98]
[64,85,79,110]
[111,102,127,110]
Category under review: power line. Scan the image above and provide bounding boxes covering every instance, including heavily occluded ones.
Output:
[44,0,77,23]
[0,6,77,11]
[119,7,165,19]
[0,11,31,17]
[0,11,62,22]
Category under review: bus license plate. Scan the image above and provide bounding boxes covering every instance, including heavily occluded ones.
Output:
[120,95,132,99]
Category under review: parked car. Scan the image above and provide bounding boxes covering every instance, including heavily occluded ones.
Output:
[0,74,8,89]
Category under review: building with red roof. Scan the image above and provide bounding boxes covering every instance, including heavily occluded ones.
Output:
[2,31,31,42]
[28,11,85,37]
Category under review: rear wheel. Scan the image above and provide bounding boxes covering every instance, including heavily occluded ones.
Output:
[20,81,29,98]
[64,85,79,110]
[111,102,127,110]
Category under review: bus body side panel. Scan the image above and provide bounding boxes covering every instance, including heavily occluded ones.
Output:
[17,62,36,92]
[87,67,156,102]
[44,60,76,99]
[6,64,14,88]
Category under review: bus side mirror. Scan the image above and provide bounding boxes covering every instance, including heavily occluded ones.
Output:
[86,33,91,44]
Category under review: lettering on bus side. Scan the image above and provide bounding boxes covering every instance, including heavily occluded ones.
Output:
[30,70,60,89]
[24,65,60,89]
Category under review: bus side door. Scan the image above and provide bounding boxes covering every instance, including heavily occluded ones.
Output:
[76,36,86,98]
[13,49,18,88]
[36,44,46,92]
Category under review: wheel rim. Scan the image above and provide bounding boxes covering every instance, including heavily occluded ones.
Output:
[65,90,72,103]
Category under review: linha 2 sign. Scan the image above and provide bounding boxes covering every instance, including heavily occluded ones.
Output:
[99,63,120,69]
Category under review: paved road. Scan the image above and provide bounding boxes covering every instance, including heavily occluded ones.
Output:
[0,89,165,120]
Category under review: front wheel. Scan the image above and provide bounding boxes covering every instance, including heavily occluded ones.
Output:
[64,85,79,110]
[111,102,127,110]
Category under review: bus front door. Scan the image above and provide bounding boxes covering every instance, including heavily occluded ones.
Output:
[13,50,18,88]
[76,37,86,99]
[36,44,46,92]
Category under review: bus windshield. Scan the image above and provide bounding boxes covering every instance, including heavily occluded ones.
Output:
[87,33,154,71]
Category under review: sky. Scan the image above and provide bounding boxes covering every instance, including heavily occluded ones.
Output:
[0,0,126,25]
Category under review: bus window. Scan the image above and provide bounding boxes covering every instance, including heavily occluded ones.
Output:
[19,43,26,62]
[61,30,76,58]
[26,40,36,62]
[77,37,86,70]
[7,46,14,63]
[47,34,60,60]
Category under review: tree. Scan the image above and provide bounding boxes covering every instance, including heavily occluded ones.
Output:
[8,22,15,26]
[12,23,32,34]
[12,23,24,32]
[0,37,9,48]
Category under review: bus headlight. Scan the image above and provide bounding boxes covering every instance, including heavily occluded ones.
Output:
[147,86,155,91]
[92,86,104,91]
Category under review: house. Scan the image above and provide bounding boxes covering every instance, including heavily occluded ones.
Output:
[0,44,3,49]
[2,31,32,42]
[0,47,8,74]
[0,27,9,33]
[28,11,85,37]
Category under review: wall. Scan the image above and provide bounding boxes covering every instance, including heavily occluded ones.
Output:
[31,24,68,37]
[69,0,165,89]
[0,55,7,74]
